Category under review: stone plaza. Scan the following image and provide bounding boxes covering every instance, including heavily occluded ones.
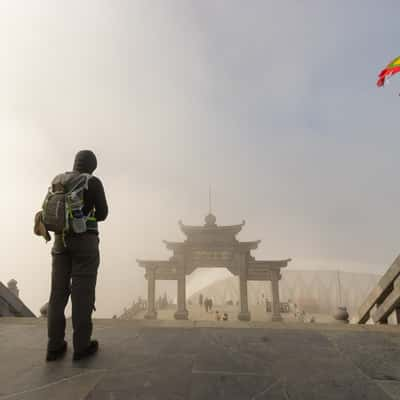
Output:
[0,318,399,400]
[1,215,400,399]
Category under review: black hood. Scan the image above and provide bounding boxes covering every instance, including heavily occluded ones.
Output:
[73,150,97,174]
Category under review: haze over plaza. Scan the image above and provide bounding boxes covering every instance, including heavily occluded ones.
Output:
[1,1,400,317]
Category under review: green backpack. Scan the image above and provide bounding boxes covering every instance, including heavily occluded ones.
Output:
[42,172,92,235]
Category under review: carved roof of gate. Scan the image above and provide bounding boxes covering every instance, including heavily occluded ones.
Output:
[178,217,245,244]
[163,240,261,252]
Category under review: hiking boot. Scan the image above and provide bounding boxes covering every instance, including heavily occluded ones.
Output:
[73,340,99,361]
[46,341,67,362]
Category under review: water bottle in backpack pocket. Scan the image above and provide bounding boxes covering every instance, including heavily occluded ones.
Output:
[68,191,87,234]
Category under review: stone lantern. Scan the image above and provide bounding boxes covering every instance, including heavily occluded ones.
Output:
[40,302,49,318]
[7,279,19,298]
[334,306,349,323]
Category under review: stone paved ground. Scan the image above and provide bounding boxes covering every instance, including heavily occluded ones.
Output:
[131,304,335,324]
[129,304,334,323]
[0,318,399,400]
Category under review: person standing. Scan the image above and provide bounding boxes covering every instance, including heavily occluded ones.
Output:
[204,297,209,312]
[40,150,108,362]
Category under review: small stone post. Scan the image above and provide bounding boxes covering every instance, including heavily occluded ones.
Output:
[238,255,251,321]
[174,274,188,320]
[271,272,283,322]
[392,275,400,324]
[145,268,157,319]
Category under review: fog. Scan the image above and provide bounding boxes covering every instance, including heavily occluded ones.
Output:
[1,1,400,317]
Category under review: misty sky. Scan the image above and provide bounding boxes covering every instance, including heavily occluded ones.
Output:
[1,1,400,317]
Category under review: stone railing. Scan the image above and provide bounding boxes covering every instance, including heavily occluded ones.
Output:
[0,281,36,317]
[357,255,400,325]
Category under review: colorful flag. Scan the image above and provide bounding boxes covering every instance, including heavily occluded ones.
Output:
[377,56,400,87]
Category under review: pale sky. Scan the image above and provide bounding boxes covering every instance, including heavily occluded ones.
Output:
[1,1,400,317]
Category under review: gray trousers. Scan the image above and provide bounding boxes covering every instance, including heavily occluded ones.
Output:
[48,233,99,353]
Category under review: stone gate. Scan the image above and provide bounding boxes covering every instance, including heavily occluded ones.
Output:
[137,213,291,321]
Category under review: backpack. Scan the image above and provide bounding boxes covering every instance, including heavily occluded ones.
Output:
[42,172,92,235]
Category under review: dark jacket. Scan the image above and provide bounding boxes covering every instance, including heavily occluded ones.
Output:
[72,150,108,222]
[53,150,108,252]
[73,150,108,221]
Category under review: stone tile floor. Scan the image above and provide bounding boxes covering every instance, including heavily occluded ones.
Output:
[0,318,399,399]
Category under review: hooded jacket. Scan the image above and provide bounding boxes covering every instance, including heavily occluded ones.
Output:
[71,150,108,223]
[51,150,108,252]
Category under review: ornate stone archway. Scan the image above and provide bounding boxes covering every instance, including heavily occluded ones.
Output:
[137,214,291,321]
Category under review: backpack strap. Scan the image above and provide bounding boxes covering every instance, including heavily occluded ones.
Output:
[67,173,92,194]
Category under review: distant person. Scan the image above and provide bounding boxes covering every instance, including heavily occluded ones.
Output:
[162,293,168,308]
[209,298,213,311]
[199,293,204,306]
[204,297,209,312]
[35,150,108,362]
